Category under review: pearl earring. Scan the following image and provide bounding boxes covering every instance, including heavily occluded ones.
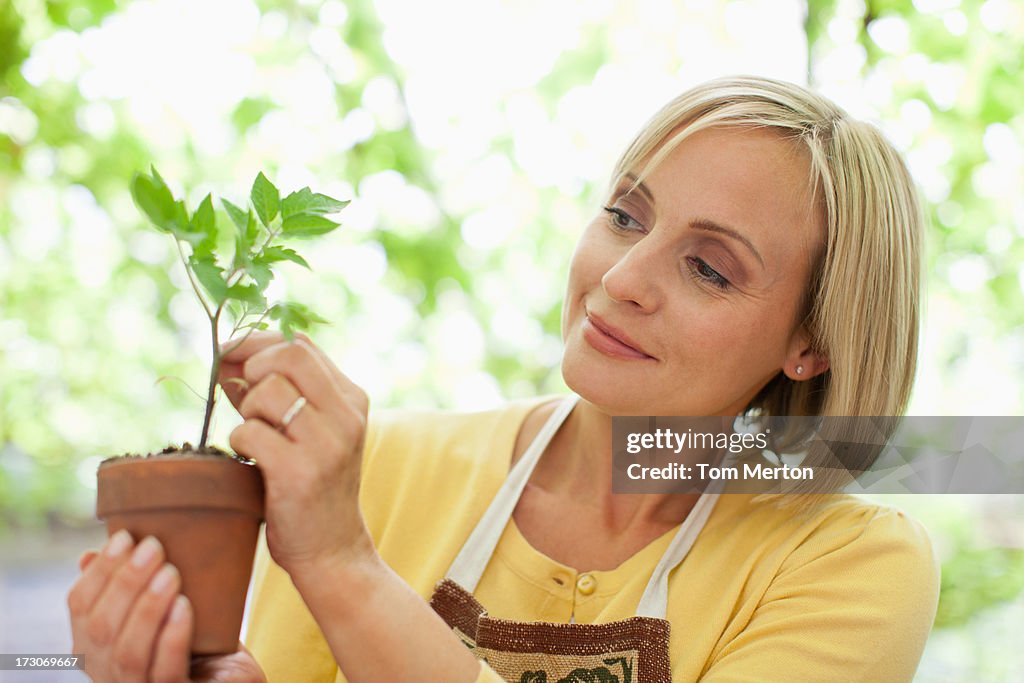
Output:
[795,365,804,376]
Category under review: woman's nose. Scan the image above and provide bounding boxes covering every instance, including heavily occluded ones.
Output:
[601,239,665,312]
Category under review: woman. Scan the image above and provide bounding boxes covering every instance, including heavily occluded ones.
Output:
[68,76,939,682]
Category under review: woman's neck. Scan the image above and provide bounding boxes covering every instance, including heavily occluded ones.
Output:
[520,396,700,533]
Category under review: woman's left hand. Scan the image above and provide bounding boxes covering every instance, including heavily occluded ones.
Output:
[218,331,374,579]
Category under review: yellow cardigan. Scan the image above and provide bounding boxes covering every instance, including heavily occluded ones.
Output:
[245,396,940,682]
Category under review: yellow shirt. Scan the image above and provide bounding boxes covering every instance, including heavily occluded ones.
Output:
[245,396,940,682]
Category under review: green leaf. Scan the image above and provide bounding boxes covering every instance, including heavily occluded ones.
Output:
[281,213,340,238]
[191,194,217,256]
[131,171,177,233]
[246,208,259,240]
[226,300,248,321]
[171,205,205,247]
[227,201,261,269]
[233,223,253,270]
[249,262,274,290]
[259,246,310,269]
[150,165,169,190]
[190,255,228,305]
[222,199,249,232]
[192,193,216,235]
[251,172,280,228]
[281,187,349,218]
[131,168,205,244]
[269,302,330,340]
[226,283,266,307]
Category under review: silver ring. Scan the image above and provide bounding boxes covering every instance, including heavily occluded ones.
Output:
[280,396,307,430]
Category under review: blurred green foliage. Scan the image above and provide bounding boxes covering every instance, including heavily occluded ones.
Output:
[1,1,1023,675]
[936,546,1024,628]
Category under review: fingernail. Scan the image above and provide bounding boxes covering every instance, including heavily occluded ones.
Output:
[170,595,190,622]
[104,529,132,557]
[131,536,162,568]
[148,564,177,594]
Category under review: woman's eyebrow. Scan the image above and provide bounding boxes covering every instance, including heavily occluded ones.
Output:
[691,218,766,269]
[620,172,656,205]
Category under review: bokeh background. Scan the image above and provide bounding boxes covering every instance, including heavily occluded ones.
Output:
[1,0,1023,680]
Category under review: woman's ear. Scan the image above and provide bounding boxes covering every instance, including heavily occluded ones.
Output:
[783,326,829,381]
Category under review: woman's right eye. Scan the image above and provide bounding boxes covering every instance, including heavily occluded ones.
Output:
[602,206,644,233]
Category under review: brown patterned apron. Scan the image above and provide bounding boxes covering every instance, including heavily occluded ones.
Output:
[429,395,722,683]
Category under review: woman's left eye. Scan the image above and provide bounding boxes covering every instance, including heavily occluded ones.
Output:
[602,206,644,233]
[686,257,731,290]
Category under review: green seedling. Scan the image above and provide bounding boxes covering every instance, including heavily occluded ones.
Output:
[131,167,348,449]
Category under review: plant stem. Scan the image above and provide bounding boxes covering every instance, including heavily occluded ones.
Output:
[225,307,273,350]
[255,225,282,256]
[199,306,222,449]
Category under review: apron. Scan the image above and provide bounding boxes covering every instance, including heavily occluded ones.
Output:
[429,394,722,683]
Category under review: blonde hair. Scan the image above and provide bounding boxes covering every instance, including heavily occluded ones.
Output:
[609,76,924,502]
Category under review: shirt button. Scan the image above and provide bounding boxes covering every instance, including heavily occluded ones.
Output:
[576,573,597,596]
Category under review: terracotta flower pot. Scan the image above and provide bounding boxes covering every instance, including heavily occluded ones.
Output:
[96,453,265,655]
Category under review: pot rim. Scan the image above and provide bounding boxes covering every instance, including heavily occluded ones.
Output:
[97,455,265,519]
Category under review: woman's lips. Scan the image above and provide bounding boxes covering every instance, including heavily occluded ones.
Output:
[582,314,656,360]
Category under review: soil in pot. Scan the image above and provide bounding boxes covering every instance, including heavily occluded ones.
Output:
[96,447,265,655]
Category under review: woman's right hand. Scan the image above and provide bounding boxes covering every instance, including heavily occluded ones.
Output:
[67,530,266,682]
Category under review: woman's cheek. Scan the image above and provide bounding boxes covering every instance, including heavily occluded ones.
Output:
[566,224,604,285]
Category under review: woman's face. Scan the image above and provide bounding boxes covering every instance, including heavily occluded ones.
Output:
[561,125,824,417]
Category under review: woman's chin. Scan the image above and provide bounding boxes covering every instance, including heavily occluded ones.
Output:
[560,359,651,416]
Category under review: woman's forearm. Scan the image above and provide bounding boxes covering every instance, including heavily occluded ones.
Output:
[289,550,481,683]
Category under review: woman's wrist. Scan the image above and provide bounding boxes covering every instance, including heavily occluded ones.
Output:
[285,539,480,683]
[287,533,382,606]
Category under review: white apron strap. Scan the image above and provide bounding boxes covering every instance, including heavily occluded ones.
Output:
[445,394,579,592]
[634,490,720,618]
